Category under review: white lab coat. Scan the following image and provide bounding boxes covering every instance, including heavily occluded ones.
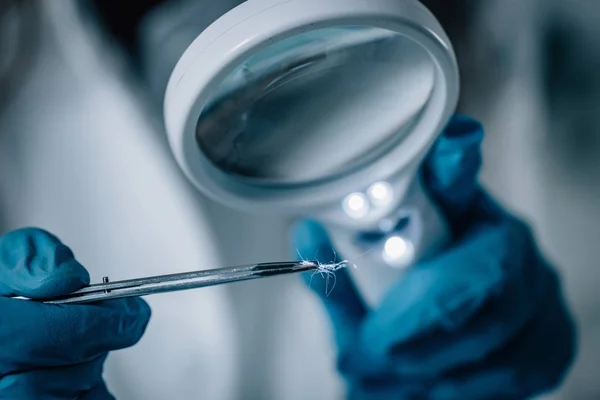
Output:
[0,2,341,399]
[2,0,600,399]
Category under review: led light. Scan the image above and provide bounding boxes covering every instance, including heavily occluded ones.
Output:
[382,235,415,267]
[378,218,394,232]
[367,181,393,206]
[342,192,369,219]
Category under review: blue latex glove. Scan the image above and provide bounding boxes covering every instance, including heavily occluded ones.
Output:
[0,228,151,399]
[291,116,577,400]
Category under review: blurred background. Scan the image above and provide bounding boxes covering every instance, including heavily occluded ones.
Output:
[0,0,599,399]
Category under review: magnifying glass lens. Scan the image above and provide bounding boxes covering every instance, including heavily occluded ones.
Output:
[195,26,436,186]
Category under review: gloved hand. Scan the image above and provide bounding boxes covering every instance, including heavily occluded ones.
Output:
[292,116,577,400]
[0,228,151,399]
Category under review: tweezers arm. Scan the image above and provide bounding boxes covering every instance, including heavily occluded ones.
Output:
[44,261,316,305]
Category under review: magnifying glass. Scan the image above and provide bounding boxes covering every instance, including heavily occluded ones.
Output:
[163,0,459,306]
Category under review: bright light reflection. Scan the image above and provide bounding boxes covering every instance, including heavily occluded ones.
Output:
[342,192,369,219]
[382,235,415,267]
[367,181,393,206]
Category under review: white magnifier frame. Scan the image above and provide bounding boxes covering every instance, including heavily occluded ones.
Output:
[164,0,459,215]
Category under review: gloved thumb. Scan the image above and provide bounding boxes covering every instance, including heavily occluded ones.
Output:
[0,228,90,299]
[79,381,117,400]
[290,219,367,350]
[422,114,484,233]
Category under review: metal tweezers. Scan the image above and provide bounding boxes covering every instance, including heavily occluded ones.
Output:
[44,261,318,305]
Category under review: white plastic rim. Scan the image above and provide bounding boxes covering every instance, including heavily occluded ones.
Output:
[164,0,459,214]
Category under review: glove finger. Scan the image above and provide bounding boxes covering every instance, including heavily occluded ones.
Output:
[422,115,484,231]
[428,275,576,400]
[349,287,576,400]
[356,197,534,374]
[0,297,151,373]
[0,228,90,298]
[0,354,107,400]
[80,381,117,400]
[347,375,428,400]
[290,219,366,350]
[388,225,552,377]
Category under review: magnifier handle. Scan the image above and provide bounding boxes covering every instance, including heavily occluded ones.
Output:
[329,176,450,307]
